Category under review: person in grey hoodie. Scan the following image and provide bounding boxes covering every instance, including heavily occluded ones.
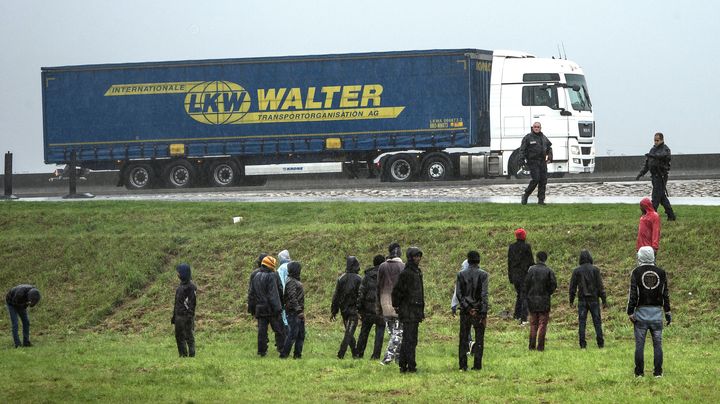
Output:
[376,242,405,365]
[171,263,197,357]
[331,256,362,359]
[627,246,671,377]
[450,259,473,354]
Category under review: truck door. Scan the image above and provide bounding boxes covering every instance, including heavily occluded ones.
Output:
[522,84,569,162]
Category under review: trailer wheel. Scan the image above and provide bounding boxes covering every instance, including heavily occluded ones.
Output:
[508,150,530,179]
[421,154,452,181]
[386,154,416,182]
[208,160,239,187]
[124,163,154,190]
[163,160,196,188]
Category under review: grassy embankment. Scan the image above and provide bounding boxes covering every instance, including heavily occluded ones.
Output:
[1,201,718,402]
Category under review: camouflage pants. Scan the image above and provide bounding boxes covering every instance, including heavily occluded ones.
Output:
[381,317,403,364]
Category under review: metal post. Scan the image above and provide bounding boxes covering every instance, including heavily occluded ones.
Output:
[63,151,94,199]
[1,151,18,200]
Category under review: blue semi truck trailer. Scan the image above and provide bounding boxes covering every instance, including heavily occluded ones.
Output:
[41,49,595,189]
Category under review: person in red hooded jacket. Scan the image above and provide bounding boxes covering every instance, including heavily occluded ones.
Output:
[637,197,660,254]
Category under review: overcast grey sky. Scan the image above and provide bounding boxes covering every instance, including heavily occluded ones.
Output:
[1,0,717,173]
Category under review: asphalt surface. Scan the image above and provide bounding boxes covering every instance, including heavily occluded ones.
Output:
[5,174,720,205]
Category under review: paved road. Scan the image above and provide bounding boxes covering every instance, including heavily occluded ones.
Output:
[10,178,720,205]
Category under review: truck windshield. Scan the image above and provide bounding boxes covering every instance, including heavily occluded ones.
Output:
[565,74,592,112]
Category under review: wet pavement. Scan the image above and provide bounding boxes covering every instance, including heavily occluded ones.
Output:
[10,179,720,205]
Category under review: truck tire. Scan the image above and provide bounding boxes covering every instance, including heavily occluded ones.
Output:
[124,163,155,190]
[163,160,196,188]
[208,160,239,187]
[386,154,416,182]
[421,153,452,181]
[508,150,530,179]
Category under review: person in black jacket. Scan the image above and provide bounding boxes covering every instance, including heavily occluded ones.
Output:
[280,261,305,359]
[455,251,489,371]
[627,246,672,377]
[356,254,386,360]
[569,250,608,349]
[519,122,553,205]
[171,263,197,357]
[331,256,363,359]
[524,251,557,351]
[508,228,533,324]
[636,132,676,221]
[392,247,425,373]
[248,256,286,356]
[5,284,41,348]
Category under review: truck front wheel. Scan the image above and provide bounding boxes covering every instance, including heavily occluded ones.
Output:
[163,160,196,188]
[386,154,417,182]
[124,163,155,190]
[208,160,239,187]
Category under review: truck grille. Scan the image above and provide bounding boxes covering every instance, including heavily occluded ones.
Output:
[578,122,594,138]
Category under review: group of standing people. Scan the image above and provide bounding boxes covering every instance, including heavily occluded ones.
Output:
[6,193,672,379]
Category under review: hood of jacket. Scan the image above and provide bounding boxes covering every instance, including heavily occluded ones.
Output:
[176,263,192,283]
[406,247,423,262]
[254,253,268,268]
[346,256,360,273]
[287,261,302,281]
[640,197,656,214]
[278,250,291,266]
[579,250,593,265]
[637,246,655,266]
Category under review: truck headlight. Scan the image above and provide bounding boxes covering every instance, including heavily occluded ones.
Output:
[570,145,580,155]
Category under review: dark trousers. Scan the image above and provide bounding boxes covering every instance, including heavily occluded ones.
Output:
[174,315,195,357]
[281,314,305,358]
[399,321,419,372]
[634,320,664,376]
[529,311,550,351]
[338,313,358,358]
[651,175,675,219]
[459,313,486,370]
[578,300,604,348]
[513,281,528,321]
[524,160,548,202]
[6,304,30,347]
[356,314,386,359]
[257,314,286,355]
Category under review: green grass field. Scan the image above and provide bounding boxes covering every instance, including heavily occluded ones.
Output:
[1,201,719,402]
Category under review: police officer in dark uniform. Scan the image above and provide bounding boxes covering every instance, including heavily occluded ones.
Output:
[519,122,553,205]
[636,132,676,221]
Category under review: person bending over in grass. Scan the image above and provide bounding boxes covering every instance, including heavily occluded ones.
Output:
[331,256,362,359]
[280,262,305,359]
[171,263,197,357]
[392,247,425,373]
[524,251,557,351]
[5,284,41,348]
